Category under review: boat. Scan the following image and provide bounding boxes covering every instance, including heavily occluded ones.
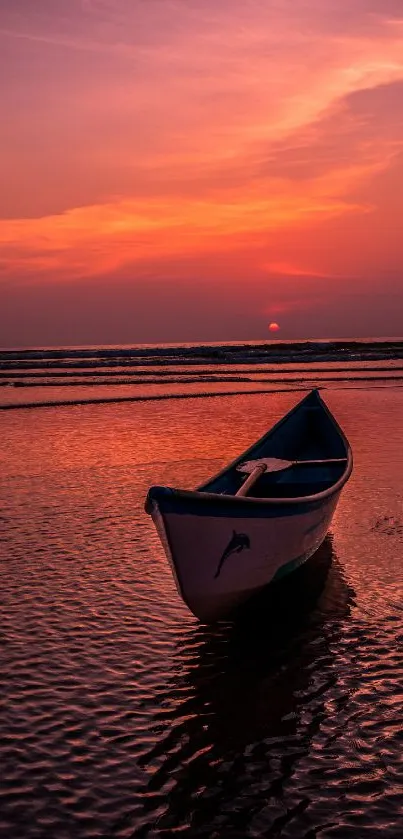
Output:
[144,389,353,622]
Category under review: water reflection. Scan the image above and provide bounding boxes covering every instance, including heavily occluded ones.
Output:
[138,537,356,835]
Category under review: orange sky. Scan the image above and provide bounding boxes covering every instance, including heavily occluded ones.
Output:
[1,1,403,346]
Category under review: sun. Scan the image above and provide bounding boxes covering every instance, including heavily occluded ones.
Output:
[268,322,280,332]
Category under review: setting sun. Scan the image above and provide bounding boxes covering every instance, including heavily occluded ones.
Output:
[269,322,280,332]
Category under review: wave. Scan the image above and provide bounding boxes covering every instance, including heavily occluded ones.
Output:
[2,372,403,391]
[0,386,308,410]
[2,382,403,411]
[2,363,403,381]
[2,340,403,410]
[1,338,403,370]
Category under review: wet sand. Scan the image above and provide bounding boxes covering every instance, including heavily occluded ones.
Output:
[1,389,402,837]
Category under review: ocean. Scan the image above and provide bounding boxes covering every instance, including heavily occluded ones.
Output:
[2,338,403,410]
[1,339,402,837]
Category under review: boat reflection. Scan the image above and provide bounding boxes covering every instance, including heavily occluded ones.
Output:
[137,537,356,834]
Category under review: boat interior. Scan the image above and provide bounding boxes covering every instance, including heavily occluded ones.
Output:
[201,393,348,500]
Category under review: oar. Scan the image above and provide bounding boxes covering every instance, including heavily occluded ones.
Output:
[235,462,267,497]
[237,456,347,476]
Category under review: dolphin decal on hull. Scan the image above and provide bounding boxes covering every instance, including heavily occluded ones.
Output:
[214,530,250,579]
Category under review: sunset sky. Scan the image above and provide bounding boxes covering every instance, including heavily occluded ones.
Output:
[1,0,403,347]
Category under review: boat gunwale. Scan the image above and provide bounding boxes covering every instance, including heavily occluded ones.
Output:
[146,389,353,511]
[155,455,352,508]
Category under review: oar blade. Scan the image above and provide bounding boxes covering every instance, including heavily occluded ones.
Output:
[237,457,292,474]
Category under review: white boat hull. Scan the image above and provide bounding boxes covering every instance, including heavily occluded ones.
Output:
[150,491,340,621]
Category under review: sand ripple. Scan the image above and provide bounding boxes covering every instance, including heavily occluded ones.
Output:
[1,391,402,836]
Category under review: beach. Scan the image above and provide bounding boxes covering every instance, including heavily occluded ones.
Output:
[1,365,402,836]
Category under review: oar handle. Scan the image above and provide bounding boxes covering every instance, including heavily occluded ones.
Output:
[236,463,267,497]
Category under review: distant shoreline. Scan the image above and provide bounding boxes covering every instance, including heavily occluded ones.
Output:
[1,336,403,355]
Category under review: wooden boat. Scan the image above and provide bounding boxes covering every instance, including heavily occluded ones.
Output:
[145,389,353,622]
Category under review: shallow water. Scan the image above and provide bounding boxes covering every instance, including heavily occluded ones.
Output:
[1,388,403,837]
[2,340,403,409]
